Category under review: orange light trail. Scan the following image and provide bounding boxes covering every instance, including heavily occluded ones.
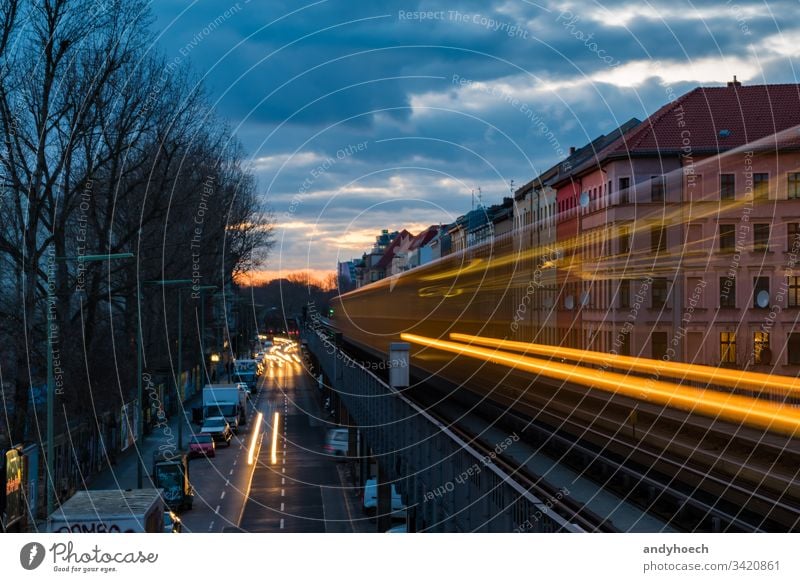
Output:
[400,333,800,437]
[449,333,800,399]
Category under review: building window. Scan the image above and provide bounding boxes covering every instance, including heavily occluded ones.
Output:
[788,173,800,199]
[720,173,735,200]
[720,332,736,364]
[789,223,800,252]
[753,331,770,365]
[753,173,769,200]
[651,175,665,202]
[619,225,631,254]
[720,276,736,308]
[788,276,800,307]
[619,280,630,308]
[652,278,668,308]
[651,332,668,360]
[619,332,631,356]
[789,334,800,365]
[753,223,770,252]
[719,224,736,252]
[619,177,630,204]
[753,276,770,308]
[651,225,666,253]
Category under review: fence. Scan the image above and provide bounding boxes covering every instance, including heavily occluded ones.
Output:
[305,329,580,532]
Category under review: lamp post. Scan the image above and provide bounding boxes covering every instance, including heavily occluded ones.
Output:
[194,286,217,386]
[47,252,133,518]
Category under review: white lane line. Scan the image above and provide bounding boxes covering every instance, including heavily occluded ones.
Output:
[229,469,234,476]
[208,521,214,531]
[280,502,284,512]
[281,477,285,485]
[282,468,285,473]
[220,491,226,500]
[233,460,237,466]
[281,489,285,497]
[215,505,220,514]
[280,518,284,529]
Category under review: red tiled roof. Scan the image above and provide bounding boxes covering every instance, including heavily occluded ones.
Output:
[409,225,440,250]
[375,229,412,269]
[606,83,800,156]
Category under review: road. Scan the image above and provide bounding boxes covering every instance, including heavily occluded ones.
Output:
[177,361,369,533]
[239,361,370,532]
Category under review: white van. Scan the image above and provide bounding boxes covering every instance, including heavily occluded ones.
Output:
[324,428,349,456]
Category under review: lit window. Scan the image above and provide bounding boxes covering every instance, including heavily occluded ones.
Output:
[720,332,736,364]
[753,332,770,365]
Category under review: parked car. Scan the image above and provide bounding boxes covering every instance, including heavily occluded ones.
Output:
[362,478,404,515]
[163,510,182,533]
[236,382,251,401]
[188,434,215,458]
[324,428,349,456]
[200,416,232,447]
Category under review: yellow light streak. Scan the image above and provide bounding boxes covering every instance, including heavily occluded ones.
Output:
[450,333,800,399]
[270,411,280,464]
[247,412,263,465]
[401,333,800,437]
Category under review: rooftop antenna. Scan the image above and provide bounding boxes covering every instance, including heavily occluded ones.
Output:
[477,187,483,208]
[509,179,515,194]
[471,188,475,211]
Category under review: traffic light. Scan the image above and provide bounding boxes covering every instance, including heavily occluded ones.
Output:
[328,308,334,318]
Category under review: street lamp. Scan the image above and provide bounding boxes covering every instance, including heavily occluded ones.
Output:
[47,252,133,518]
[194,286,217,386]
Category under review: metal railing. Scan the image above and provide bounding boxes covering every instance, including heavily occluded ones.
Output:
[305,328,581,533]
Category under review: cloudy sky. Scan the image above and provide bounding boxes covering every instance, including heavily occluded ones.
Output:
[149,0,798,282]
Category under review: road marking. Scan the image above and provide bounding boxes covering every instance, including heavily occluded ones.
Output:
[226,479,230,486]
[215,505,220,514]
[233,460,237,466]
[229,469,234,476]
[282,468,285,473]
[280,502,284,512]
[281,489,285,497]
[208,522,214,531]
[280,518,284,529]
[281,477,285,485]
[220,491,226,500]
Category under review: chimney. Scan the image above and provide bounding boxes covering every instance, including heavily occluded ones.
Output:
[569,146,576,155]
[727,75,742,88]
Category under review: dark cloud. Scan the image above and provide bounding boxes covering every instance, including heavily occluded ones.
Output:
[149,0,799,272]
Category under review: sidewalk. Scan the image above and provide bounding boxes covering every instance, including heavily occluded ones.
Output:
[89,390,204,491]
